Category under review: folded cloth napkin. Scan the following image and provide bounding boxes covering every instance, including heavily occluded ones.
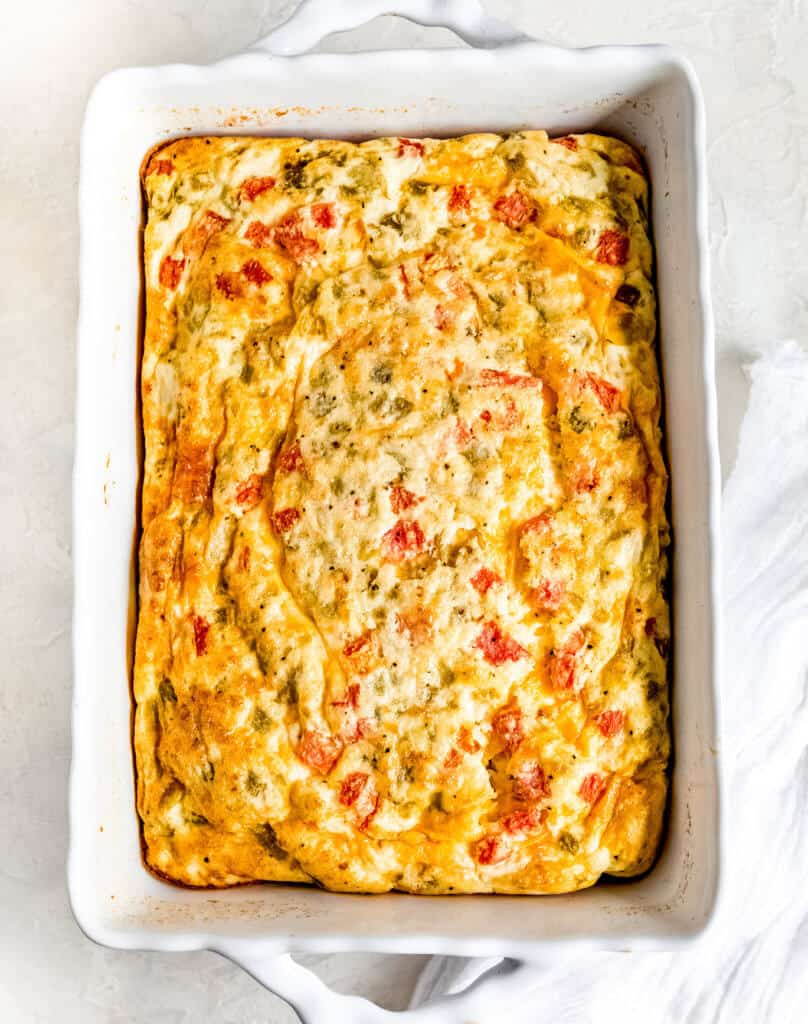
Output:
[411,341,808,1022]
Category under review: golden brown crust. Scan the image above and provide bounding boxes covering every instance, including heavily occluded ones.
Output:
[135,131,669,892]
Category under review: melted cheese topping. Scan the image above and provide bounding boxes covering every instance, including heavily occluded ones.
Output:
[136,132,670,893]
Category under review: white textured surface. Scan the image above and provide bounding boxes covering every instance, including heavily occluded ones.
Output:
[0,1,806,1021]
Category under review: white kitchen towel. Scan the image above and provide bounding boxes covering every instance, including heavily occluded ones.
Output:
[411,341,808,1023]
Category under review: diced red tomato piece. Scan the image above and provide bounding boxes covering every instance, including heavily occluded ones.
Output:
[339,772,378,828]
[215,272,243,299]
[549,654,576,692]
[501,807,543,833]
[442,748,463,773]
[434,304,452,331]
[343,632,372,658]
[471,567,503,595]
[311,202,336,229]
[191,613,210,656]
[339,772,368,806]
[341,716,376,744]
[342,632,377,674]
[553,136,578,151]
[521,511,553,536]
[240,176,276,201]
[475,834,508,865]
[389,485,422,513]
[579,773,608,804]
[204,209,230,229]
[513,761,550,802]
[297,729,342,774]
[397,138,424,158]
[581,373,621,412]
[479,409,492,424]
[548,631,585,691]
[530,578,566,613]
[159,255,185,289]
[491,704,524,752]
[235,473,263,508]
[272,507,301,533]
[596,710,626,738]
[449,184,471,211]
[274,211,319,261]
[493,191,537,228]
[278,443,304,473]
[595,230,630,266]
[152,159,174,175]
[331,683,361,709]
[477,368,539,389]
[476,623,529,666]
[242,259,272,285]
[244,220,275,248]
[457,726,481,753]
[381,519,425,562]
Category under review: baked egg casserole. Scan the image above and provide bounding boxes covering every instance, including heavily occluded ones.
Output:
[135,131,670,893]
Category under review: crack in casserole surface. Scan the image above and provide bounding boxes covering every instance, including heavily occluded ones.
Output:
[136,131,670,893]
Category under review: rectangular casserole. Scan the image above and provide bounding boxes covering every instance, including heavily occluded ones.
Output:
[137,130,667,897]
[136,129,671,896]
[71,0,721,972]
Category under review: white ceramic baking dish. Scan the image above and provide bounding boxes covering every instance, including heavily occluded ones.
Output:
[69,1,722,1019]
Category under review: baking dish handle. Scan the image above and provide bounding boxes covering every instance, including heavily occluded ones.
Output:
[218,948,537,1023]
[251,0,529,56]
